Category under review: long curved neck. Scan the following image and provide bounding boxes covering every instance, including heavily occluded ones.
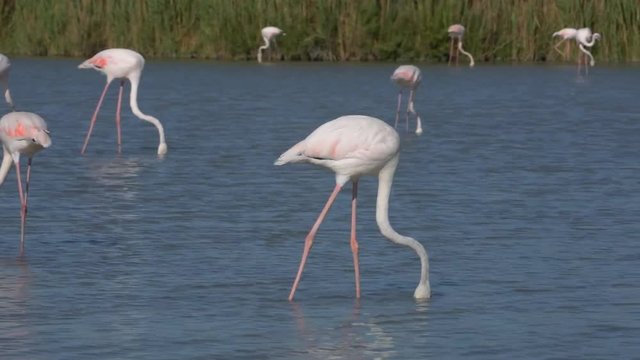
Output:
[375,155,429,297]
[0,75,14,111]
[0,146,13,186]
[129,74,167,154]
[581,34,598,47]
[579,44,595,66]
[457,41,475,67]
[257,39,270,63]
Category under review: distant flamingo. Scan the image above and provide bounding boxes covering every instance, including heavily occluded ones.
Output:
[448,24,475,67]
[78,48,167,155]
[258,26,285,63]
[275,115,430,301]
[552,28,578,60]
[0,112,51,255]
[0,54,15,111]
[390,65,423,135]
[576,28,601,75]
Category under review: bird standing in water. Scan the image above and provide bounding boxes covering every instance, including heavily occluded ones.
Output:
[275,115,431,301]
[258,26,285,63]
[448,24,475,67]
[391,65,423,135]
[0,112,51,255]
[78,48,167,155]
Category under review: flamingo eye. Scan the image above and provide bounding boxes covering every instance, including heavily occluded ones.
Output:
[31,138,37,143]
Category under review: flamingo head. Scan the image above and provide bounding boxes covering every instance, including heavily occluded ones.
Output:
[32,129,52,149]
[592,33,601,42]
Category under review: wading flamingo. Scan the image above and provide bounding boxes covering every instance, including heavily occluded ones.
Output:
[275,115,430,301]
[448,24,475,67]
[390,65,423,135]
[0,112,51,255]
[0,54,15,111]
[78,48,167,155]
[258,26,285,63]
[552,28,578,60]
[576,28,601,76]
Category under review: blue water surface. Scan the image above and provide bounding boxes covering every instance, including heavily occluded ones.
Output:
[0,58,639,359]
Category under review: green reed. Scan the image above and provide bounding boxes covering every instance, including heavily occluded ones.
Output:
[0,0,637,62]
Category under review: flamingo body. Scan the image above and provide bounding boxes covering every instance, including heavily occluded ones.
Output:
[78,48,167,155]
[447,24,475,67]
[258,26,285,63]
[0,54,15,110]
[0,112,51,255]
[390,65,423,135]
[553,27,578,40]
[275,115,431,301]
[552,27,578,60]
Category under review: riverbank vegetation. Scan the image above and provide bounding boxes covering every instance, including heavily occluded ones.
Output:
[0,0,637,62]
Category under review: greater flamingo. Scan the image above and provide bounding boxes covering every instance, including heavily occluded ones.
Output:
[390,65,423,135]
[257,26,285,63]
[576,28,601,75]
[275,115,430,301]
[552,28,578,60]
[0,112,51,255]
[0,54,15,111]
[448,24,475,67]
[78,48,167,155]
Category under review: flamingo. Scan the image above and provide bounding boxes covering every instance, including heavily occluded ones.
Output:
[275,115,430,301]
[576,28,601,75]
[257,26,285,63]
[0,112,51,255]
[78,48,167,155]
[552,28,578,60]
[390,65,423,135]
[0,54,15,111]
[447,24,475,67]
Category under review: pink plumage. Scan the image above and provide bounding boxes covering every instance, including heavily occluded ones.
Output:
[275,115,431,301]
[0,112,51,255]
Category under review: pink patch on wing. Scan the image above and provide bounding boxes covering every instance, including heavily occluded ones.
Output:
[329,139,341,158]
[91,57,108,68]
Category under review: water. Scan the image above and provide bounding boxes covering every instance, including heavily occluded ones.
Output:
[1,58,639,359]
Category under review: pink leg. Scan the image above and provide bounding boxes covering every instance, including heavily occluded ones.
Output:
[289,183,343,301]
[394,91,402,129]
[448,38,454,65]
[405,90,414,132]
[351,181,360,298]
[14,159,26,255]
[20,158,33,256]
[81,81,111,155]
[456,43,460,66]
[584,53,589,76]
[577,53,581,75]
[115,80,124,154]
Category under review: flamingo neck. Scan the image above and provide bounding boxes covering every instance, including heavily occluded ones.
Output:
[457,41,475,67]
[581,34,599,47]
[0,147,13,186]
[375,155,430,299]
[258,40,270,63]
[128,75,167,155]
[0,75,14,110]
[579,44,595,66]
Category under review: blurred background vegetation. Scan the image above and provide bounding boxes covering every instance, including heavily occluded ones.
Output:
[0,0,637,62]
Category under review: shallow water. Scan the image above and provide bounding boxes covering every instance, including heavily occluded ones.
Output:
[0,58,639,359]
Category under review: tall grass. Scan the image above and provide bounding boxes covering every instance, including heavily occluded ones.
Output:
[0,0,637,62]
